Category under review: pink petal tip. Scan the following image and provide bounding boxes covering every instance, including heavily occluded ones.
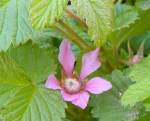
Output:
[45,75,61,90]
[71,91,90,109]
[80,48,101,80]
[58,39,75,77]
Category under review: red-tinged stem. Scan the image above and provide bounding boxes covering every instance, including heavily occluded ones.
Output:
[55,20,91,52]
[66,8,87,29]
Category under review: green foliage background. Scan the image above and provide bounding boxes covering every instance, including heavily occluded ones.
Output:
[0,0,150,121]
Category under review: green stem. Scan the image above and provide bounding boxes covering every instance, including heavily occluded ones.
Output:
[66,109,79,121]
[56,20,91,51]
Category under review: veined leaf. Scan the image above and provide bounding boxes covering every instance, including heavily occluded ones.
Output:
[122,80,150,106]
[73,0,114,46]
[122,55,150,108]
[0,53,66,121]
[0,0,34,51]
[7,42,57,83]
[0,53,30,108]
[0,54,30,85]
[1,86,67,121]
[109,9,150,49]
[90,92,139,121]
[30,0,68,29]
[90,70,138,121]
[115,4,139,30]
[136,0,150,10]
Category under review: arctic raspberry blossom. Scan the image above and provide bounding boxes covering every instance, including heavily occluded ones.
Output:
[45,39,112,109]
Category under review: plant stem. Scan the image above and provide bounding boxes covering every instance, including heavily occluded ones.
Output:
[56,20,91,51]
[54,25,76,44]
[66,109,79,121]
[66,8,87,29]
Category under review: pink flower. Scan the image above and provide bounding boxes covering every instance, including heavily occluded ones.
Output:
[45,39,112,109]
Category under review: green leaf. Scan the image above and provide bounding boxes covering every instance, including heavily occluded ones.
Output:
[122,80,150,106]
[0,0,9,8]
[1,86,67,121]
[0,53,66,121]
[90,70,138,121]
[130,31,150,54]
[136,0,150,10]
[122,55,150,108]
[90,92,138,121]
[7,42,57,83]
[73,0,114,46]
[0,53,30,108]
[109,9,150,49]
[115,4,139,30]
[30,0,68,29]
[0,0,34,51]
[111,70,132,93]
[129,55,150,83]
[0,53,30,85]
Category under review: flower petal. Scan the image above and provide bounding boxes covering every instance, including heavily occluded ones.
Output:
[45,75,61,90]
[61,89,79,101]
[80,48,101,80]
[85,77,112,94]
[58,39,75,77]
[71,91,90,109]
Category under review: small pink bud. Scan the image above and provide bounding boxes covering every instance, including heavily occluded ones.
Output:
[128,41,144,65]
[130,54,143,65]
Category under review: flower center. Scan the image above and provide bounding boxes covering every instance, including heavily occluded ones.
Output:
[64,78,82,94]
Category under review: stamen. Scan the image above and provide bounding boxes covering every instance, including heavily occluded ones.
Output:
[64,78,82,94]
